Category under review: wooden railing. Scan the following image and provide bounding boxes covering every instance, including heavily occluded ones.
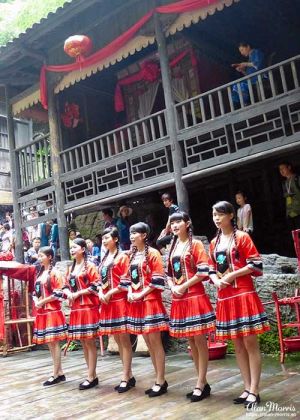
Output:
[15,134,51,189]
[14,55,300,206]
[175,55,300,130]
[61,110,167,174]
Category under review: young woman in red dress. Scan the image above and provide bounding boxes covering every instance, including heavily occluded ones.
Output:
[209,201,270,408]
[125,222,169,397]
[62,238,100,390]
[33,246,67,386]
[98,227,134,393]
[167,212,215,402]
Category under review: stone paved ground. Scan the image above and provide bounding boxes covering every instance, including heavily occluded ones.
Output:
[1,349,299,420]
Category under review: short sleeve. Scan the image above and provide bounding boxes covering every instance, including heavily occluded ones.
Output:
[208,241,217,275]
[241,233,263,276]
[117,253,130,289]
[192,240,209,278]
[149,249,166,290]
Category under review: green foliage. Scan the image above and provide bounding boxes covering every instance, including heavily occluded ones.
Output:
[226,326,298,355]
[0,0,72,46]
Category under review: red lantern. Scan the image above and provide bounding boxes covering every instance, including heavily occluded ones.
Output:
[64,35,93,62]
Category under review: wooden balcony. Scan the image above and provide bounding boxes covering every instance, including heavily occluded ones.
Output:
[15,55,300,215]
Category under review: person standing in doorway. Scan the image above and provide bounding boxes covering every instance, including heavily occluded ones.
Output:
[235,191,254,234]
[278,162,300,231]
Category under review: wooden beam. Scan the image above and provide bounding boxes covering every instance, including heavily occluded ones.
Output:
[154,11,190,213]
[18,46,45,62]
[47,72,69,261]
[4,85,24,262]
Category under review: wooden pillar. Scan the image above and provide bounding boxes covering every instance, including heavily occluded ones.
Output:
[5,85,23,262]
[154,12,190,213]
[47,74,69,260]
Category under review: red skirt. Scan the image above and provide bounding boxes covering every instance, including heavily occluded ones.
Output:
[169,293,216,338]
[216,290,270,340]
[33,308,68,344]
[68,305,99,340]
[127,298,169,335]
[99,296,128,335]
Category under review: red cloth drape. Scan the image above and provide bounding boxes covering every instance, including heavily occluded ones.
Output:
[115,49,198,112]
[40,0,221,109]
[0,262,37,292]
[0,283,4,340]
[156,0,219,13]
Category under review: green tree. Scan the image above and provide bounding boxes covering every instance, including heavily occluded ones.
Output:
[0,0,71,46]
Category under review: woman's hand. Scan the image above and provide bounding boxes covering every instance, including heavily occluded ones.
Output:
[128,292,142,302]
[100,291,111,304]
[171,284,186,296]
[69,292,79,303]
[35,299,44,308]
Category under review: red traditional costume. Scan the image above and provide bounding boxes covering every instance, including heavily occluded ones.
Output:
[33,270,68,345]
[98,252,130,335]
[124,247,168,335]
[63,263,100,340]
[209,231,270,340]
[167,239,215,338]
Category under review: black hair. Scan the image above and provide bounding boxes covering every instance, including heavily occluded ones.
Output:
[129,222,150,270]
[238,41,251,48]
[37,246,54,293]
[102,208,113,217]
[32,237,41,242]
[278,161,294,170]
[168,211,195,269]
[212,201,239,259]
[161,192,174,202]
[3,223,10,231]
[70,238,88,283]
[235,190,247,200]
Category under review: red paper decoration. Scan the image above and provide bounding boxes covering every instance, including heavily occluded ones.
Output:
[61,102,81,129]
[64,35,93,62]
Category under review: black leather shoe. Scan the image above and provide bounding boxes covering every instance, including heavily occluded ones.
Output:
[148,381,168,398]
[115,376,136,391]
[244,393,261,409]
[43,375,66,386]
[186,391,193,399]
[233,389,250,404]
[118,377,136,393]
[190,383,211,402]
[79,377,99,390]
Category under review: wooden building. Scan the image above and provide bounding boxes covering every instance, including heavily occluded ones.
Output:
[0,0,299,260]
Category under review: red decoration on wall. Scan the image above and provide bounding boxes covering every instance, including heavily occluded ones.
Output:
[64,35,93,62]
[61,102,81,128]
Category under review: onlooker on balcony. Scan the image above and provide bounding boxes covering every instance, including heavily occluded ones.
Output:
[235,191,254,234]
[231,42,265,106]
[278,162,300,231]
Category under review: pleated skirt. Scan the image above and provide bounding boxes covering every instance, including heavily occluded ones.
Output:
[33,308,68,344]
[99,297,128,335]
[68,305,99,340]
[169,293,216,338]
[216,290,270,340]
[127,298,169,335]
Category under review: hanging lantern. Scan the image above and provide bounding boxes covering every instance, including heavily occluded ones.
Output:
[64,35,93,62]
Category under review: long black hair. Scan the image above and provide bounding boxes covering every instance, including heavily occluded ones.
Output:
[168,211,195,268]
[212,201,239,259]
[37,246,54,293]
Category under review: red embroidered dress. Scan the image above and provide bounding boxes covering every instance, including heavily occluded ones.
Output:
[124,247,169,334]
[98,252,130,335]
[33,270,68,344]
[209,231,270,339]
[167,239,215,338]
[63,263,100,340]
